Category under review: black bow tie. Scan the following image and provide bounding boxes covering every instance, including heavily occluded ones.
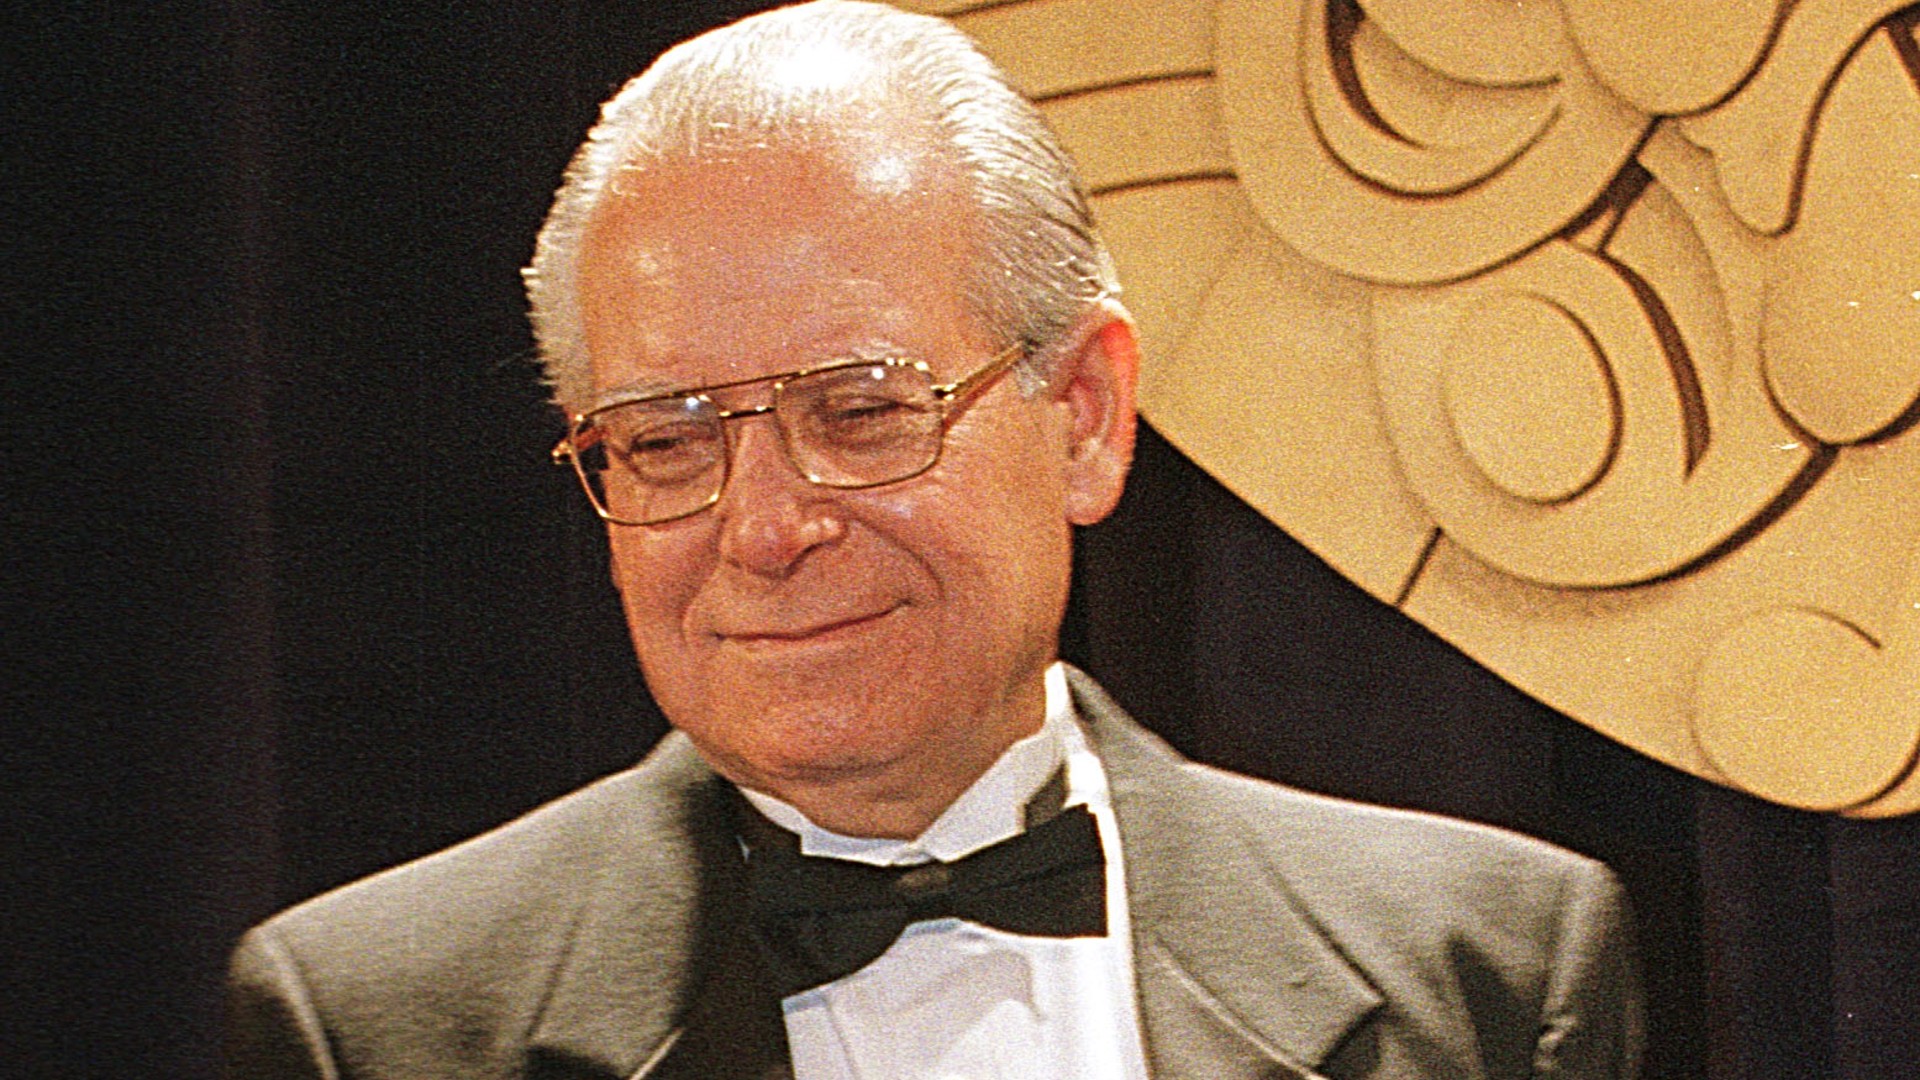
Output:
[741,802,1108,998]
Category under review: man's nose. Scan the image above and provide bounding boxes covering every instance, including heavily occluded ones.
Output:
[713,416,847,577]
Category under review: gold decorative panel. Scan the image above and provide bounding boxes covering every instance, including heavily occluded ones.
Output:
[898,0,1920,816]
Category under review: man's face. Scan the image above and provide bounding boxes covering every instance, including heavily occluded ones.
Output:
[575,134,1127,833]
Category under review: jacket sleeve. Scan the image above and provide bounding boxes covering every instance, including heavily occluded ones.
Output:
[1533,860,1645,1078]
[226,926,343,1080]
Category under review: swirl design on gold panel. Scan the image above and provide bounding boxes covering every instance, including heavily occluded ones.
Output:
[900,0,1920,815]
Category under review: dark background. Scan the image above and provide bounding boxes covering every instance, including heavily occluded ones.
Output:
[10,3,1917,1078]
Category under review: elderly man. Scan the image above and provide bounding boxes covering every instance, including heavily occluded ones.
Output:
[228,3,1642,1077]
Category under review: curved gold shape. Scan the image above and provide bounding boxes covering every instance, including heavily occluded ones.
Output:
[1759,28,1920,444]
[1559,0,1786,116]
[1374,240,1814,588]
[1358,0,1560,87]
[1301,14,1558,197]
[1439,293,1620,505]
[1675,0,1917,235]
[1692,607,1919,813]
[1217,0,1648,284]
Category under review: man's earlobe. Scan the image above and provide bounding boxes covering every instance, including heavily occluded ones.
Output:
[1060,304,1140,526]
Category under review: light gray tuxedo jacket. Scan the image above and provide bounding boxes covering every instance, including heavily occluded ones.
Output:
[228,670,1643,1079]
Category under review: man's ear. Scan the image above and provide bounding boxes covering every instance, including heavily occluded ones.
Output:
[1051,299,1139,526]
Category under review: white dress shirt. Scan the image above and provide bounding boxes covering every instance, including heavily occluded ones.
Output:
[739,663,1152,1080]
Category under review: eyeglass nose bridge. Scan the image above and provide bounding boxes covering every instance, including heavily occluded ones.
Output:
[705,396,836,499]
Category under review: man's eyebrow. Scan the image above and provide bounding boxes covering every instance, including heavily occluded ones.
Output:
[590,376,685,410]
[588,340,915,411]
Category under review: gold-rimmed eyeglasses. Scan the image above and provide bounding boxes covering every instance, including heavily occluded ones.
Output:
[552,343,1025,526]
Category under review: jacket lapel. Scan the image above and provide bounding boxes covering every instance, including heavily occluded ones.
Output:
[1070,669,1383,1079]
[522,735,789,1080]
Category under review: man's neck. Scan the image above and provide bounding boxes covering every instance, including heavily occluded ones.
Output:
[740,663,1072,849]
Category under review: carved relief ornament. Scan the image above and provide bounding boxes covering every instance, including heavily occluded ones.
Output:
[899,0,1920,815]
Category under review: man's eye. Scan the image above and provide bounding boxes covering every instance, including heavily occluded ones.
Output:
[609,425,681,453]
[622,429,697,455]
[608,423,720,479]
[822,396,908,422]
[811,396,918,442]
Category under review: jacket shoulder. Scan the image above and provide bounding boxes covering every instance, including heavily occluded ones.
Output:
[1072,667,1616,916]
[230,738,712,1077]
[258,750,685,951]
[1194,761,1612,892]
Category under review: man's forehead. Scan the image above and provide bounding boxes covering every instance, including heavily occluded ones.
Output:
[586,284,923,402]
[598,124,954,223]
[587,136,955,268]
[575,139,980,399]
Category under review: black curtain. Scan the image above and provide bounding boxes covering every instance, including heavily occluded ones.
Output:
[13,3,1916,1078]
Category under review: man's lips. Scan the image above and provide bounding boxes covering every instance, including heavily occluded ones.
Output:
[715,605,900,645]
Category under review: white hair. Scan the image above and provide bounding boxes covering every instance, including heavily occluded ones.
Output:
[524,0,1117,412]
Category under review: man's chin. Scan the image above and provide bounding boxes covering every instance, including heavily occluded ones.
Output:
[728,739,913,792]
[682,703,920,787]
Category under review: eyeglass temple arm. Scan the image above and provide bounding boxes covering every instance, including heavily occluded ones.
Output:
[934,343,1026,402]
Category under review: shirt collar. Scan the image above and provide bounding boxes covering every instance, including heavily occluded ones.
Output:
[740,662,1077,865]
